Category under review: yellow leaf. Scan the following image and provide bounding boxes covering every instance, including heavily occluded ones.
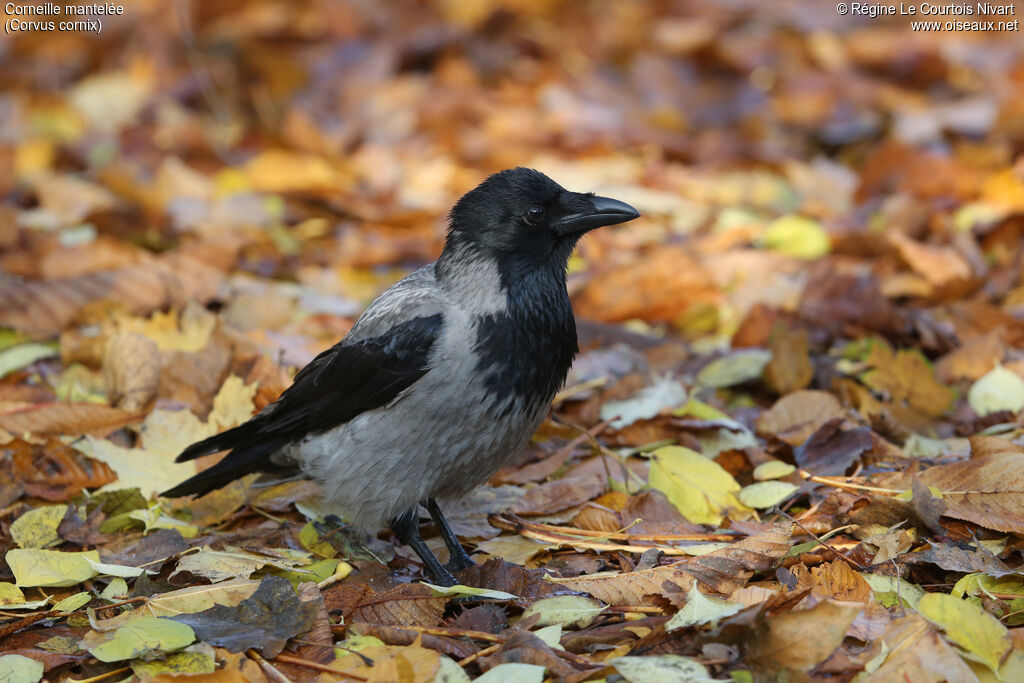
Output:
[760,215,830,260]
[918,592,1010,673]
[6,549,100,588]
[119,305,215,352]
[208,375,257,431]
[753,461,796,480]
[968,365,1024,417]
[738,481,798,509]
[10,505,67,549]
[87,617,194,663]
[861,339,954,418]
[648,446,751,525]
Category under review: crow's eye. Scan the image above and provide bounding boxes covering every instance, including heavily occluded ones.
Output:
[525,206,545,225]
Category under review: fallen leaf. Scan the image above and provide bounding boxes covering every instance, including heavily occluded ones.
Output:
[510,474,605,516]
[10,505,67,549]
[612,655,711,682]
[738,481,798,509]
[752,460,795,480]
[6,549,100,587]
[860,339,954,419]
[102,331,160,412]
[0,343,58,380]
[170,576,316,658]
[665,583,743,631]
[86,617,195,663]
[910,437,1024,534]
[0,654,44,683]
[696,349,772,388]
[599,376,687,429]
[470,662,544,683]
[520,595,605,628]
[745,599,861,675]
[0,403,141,437]
[756,390,846,445]
[918,592,1010,673]
[554,523,792,603]
[759,215,830,260]
[648,445,750,525]
[968,365,1024,417]
[795,418,873,477]
[764,325,813,394]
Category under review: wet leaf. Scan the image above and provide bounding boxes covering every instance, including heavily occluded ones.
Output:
[170,576,316,658]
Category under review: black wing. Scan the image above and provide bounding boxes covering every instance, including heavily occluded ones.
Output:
[161,314,443,498]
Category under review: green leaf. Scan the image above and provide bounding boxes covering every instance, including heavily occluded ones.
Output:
[861,573,925,610]
[88,617,195,663]
[130,645,216,678]
[100,578,129,601]
[521,595,605,628]
[918,592,1010,672]
[0,654,44,683]
[968,365,1024,417]
[423,583,517,600]
[752,461,796,481]
[760,214,830,259]
[52,592,91,613]
[648,446,750,525]
[665,583,743,631]
[0,343,58,380]
[10,505,67,549]
[433,655,472,683]
[6,549,100,588]
[696,350,772,389]
[738,481,798,509]
[612,655,711,682]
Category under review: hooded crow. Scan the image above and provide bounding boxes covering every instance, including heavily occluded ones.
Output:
[163,167,640,585]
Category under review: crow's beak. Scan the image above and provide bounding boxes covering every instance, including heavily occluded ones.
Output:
[553,195,640,236]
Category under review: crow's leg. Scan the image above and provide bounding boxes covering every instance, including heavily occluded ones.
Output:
[390,507,457,586]
[427,499,476,572]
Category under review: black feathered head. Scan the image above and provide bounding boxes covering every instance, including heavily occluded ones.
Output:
[443,167,638,267]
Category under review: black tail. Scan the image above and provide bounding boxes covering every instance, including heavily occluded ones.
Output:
[162,419,290,498]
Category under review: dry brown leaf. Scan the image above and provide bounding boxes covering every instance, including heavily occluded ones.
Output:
[859,614,981,683]
[790,560,871,603]
[554,523,792,604]
[510,474,605,516]
[888,232,973,290]
[910,436,1024,534]
[935,330,1005,384]
[348,583,449,627]
[3,438,117,501]
[764,325,813,395]
[0,252,223,336]
[756,390,846,445]
[0,402,141,437]
[744,599,861,676]
[103,330,160,412]
[574,246,721,323]
[861,339,955,419]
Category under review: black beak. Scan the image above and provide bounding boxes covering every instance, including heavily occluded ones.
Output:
[553,194,640,236]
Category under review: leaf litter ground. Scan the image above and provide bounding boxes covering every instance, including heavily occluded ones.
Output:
[2,1,1024,681]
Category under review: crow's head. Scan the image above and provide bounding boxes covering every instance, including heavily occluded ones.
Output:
[444,168,639,268]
